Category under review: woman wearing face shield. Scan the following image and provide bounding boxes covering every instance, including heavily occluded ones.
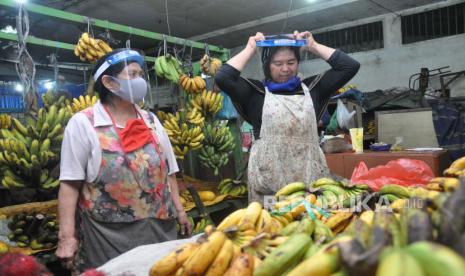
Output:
[215,31,360,204]
[55,49,192,272]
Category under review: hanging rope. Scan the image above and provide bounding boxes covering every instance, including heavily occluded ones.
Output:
[15,3,36,104]
[164,0,171,36]
[280,0,294,34]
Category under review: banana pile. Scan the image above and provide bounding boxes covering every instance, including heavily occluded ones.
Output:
[190,90,223,117]
[155,55,184,83]
[443,156,465,177]
[218,178,247,197]
[149,169,465,276]
[6,213,58,250]
[66,95,98,114]
[74,32,112,63]
[158,111,204,160]
[0,114,12,129]
[426,177,460,192]
[179,74,206,94]
[0,105,71,190]
[198,122,235,175]
[200,54,223,76]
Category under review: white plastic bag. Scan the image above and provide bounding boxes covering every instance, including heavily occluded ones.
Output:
[336,99,356,131]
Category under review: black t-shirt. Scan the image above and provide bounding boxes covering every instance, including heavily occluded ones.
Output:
[214,50,360,139]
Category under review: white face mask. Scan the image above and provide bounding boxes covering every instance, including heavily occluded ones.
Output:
[110,77,147,103]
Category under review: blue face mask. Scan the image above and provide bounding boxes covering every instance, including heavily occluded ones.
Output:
[264,76,302,92]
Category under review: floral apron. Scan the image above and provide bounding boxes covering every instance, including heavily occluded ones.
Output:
[74,108,177,271]
[248,76,330,204]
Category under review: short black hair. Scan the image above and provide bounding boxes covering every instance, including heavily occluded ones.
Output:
[91,48,142,103]
[261,46,301,81]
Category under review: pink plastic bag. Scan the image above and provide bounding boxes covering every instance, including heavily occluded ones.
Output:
[350,158,434,191]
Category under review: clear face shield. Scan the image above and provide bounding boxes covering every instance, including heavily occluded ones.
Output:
[94,50,149,104]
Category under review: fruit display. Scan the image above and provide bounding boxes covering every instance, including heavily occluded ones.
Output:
[0,104,71,190]
[190,90,223,118]
[74,32,113,63]
[199,54,223,76]
[150,164,465,276]
[157,111,204,160]
[218,178,247,197]
[198,121,235,175]
[6,213,58,250]
[179,74,206,94]
[155,55,184,83]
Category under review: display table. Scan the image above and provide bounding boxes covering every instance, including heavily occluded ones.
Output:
[325,150,451,179]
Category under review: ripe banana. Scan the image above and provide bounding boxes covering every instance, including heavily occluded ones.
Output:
[74,32,112,63]
[205,239,234,276]
[275,182,306,199]
[223,253,254,276]
[149,242,200,276]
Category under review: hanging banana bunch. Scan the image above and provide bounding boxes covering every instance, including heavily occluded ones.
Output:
[0,105,72,190]
[74,32,112,63]
[190,90,223,118]
[198,121,235,175]
[66,95,99,114]
[186,106,205,127]
[155,55,184,84]
[200,54,223,76]
[179,74,206,94]
[161,111,205,160]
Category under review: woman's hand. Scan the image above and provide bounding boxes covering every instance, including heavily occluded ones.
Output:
[246,32,266,51]
[177,210,193,236]
[56,236,79,269]
[293,30,318,51]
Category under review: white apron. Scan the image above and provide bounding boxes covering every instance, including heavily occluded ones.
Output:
[247,77,330,203]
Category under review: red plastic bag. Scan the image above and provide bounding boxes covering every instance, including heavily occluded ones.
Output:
[350,158,434,191]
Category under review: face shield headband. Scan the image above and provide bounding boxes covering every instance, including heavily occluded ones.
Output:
[93,49,144,81]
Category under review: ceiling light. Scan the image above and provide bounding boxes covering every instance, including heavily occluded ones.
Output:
[15,84,24,92]
[16,0,27,4]
[44,81,54,90]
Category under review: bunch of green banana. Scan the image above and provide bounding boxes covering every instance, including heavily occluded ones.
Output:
[155,55,184,83]
[0,114,12,129]
[403,241,465,276]
[308,177,370,208]
[218,178,247,197]
[193,217,212,235]
[379,184,412,203]
[41,90,70,110]
[161,111,204,160]
[0,105,71,190]
[190,90,223,117]
[254,233,313,276]
[275,182,307,199]
[66,95,98,114]
[7,212,59,250]
[198,122,235,175]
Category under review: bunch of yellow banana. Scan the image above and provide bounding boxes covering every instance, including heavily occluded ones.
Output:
[186,106,205,126]
[74,32,112,63]
[426,177,460,192]
[179,74,206,94]
[366,120,375,135]
[191,90,223,117]
[200,54,223,76]
[155,55,184,83]
[218,178,247,197]
[322,210,353,234]
[66,95,98,114]
[0,114,12,129]
[443,156,465,177]
[0,105,70,190]
[161,111,204,159]
[155,110,169,123]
